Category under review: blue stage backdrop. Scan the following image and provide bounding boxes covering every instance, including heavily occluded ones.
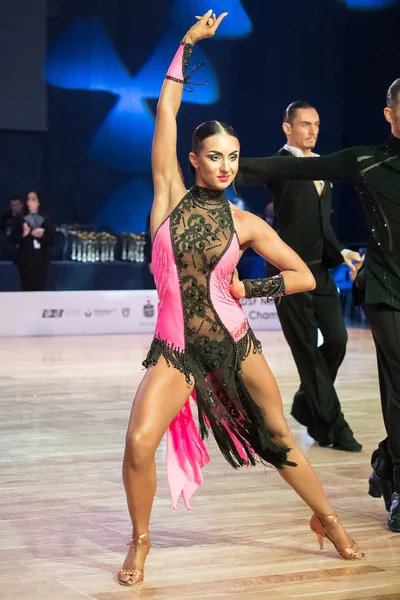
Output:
[0,0,399,245]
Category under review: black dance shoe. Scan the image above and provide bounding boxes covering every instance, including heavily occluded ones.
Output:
[318,432,335,448]
[368,471,394,512]
[332,427,362,453]
[388,493,400,533]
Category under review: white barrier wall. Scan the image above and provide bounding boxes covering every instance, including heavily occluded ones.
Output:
[0,291,281,337]
[240,297,282,331]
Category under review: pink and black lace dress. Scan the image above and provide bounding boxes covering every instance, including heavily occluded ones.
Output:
[143,185,294,509]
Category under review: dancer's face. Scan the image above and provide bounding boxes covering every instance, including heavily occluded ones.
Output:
[283,108,320,153]
[384,99,400,138]
[189,134,240,190]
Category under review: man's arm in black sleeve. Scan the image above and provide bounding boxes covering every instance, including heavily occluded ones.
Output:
[235,170,267,188]
[239,147,361,184]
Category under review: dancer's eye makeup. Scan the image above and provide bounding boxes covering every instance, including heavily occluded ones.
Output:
[206,151,239,162]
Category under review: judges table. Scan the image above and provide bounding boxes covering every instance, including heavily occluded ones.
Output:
[0,261,154,292]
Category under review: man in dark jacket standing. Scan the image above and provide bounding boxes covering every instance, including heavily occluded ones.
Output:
[258,101,362,453]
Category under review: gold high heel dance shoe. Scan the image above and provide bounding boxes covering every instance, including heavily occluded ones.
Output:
[310,514,363,560]
[117,532,151,586]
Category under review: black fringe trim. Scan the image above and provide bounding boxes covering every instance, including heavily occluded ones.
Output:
[142,331,296,472]
[196,372,296,471]
[235,327,263,371]
[142,336,193,385]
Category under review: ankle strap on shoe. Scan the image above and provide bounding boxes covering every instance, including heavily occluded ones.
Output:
[128,532,150,546]
[319,514,338,528]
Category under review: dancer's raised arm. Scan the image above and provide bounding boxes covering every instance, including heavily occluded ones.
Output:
[151,10,227,236]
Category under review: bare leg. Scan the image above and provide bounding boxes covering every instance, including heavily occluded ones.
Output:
[120,359,193,582]
[241,352,359,553]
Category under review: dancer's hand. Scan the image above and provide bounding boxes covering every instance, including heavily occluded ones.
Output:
[343,250,363,280]
[184,10,228,45]
[230,269,246,299]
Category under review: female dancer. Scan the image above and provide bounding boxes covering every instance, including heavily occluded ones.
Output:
[118,11,362,587]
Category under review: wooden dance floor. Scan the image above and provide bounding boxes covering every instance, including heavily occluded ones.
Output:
[1,327,399,600]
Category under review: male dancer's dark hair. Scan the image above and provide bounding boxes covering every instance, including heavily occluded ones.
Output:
[283,101,315,125]
[386,78,400,108]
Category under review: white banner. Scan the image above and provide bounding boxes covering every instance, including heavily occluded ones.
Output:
[0,291,281,337]
[0,290,158,337]
[239,297,281,331]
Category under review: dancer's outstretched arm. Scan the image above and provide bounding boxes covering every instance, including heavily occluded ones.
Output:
[239,147,360,184]
[151,10,228,238]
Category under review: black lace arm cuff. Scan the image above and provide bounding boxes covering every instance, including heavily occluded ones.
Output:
[242,274,286,302]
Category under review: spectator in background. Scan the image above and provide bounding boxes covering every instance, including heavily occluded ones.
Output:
[11,191,54,291]
[0,195,23,259]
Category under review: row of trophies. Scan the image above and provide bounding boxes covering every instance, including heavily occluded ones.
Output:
[68,231,146,263]
[121,233,147,262]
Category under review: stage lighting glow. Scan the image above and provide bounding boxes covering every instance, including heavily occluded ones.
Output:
[340,0,398,8]
[45,8,253,220]
[46,20,219,174]
[45,19,130,94]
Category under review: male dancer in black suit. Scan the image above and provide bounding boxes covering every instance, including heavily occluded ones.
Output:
[250,101,363,453]
[239,79,400,532]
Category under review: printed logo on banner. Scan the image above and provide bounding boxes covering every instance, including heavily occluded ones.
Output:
[42,309,64,318]
[94,309,117,317]
[143,300,154,318]
[84,309,117,317]
[121,308,130,317]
